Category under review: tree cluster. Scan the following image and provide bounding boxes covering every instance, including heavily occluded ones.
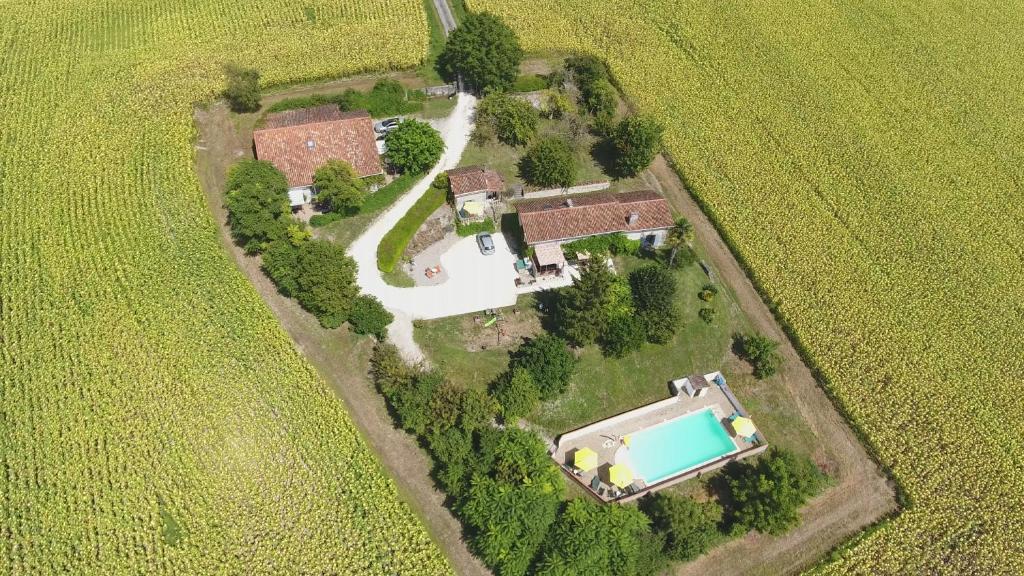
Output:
[476,91,538,147]
[565,55,616,123]
[723,448,828,535]
[261,238,359,329]
[224,160,293,254]
[437,12,523,93]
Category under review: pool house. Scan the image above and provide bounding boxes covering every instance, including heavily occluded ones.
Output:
[551,371,768,503]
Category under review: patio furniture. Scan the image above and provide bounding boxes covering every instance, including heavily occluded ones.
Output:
[589,475,601,491]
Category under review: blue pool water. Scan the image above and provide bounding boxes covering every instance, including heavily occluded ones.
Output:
[627,409,737,484]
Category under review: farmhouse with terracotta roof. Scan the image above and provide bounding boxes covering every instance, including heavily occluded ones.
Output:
[516,190,674,247]
[253,105,383,207]
[446,165,505,220]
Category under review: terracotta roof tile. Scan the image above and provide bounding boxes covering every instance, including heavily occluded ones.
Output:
[447,166,505,197]
[516,191,674,245]
[253,105,382,187]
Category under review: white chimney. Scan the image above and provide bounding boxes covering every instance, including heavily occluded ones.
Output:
[565,198,574,207]
[627,211,639,225]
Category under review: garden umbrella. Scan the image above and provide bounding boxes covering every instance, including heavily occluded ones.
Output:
[732,416,756,437]
[574,447,598,472]
[608,464,634,489]
[461,201,485,217]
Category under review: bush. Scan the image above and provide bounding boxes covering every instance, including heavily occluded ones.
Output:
[476,91,538,146]
[313,160,366,214]
[361,172,422,214]
[292,240,359,328]
[629,263,681,344]
[599,313,644,358]
[512,74,547,92]
[565,56,617,121]
[309,212,343,228]
[698,283,719,301]
[543,91,573,120]
[437,12,523,93]
[261,239,301,296]
[737,333,783,379]
[518,137,576,188]
[536,499,660,576]
[491,367,539,422]
[509,334,576,400]
[608,115,664,177]
[377,184,447,272]
[223,64,260,113]
[385,119,445,174]
[264,79,424,117]
[699,307,717,324]
[347,295,393,339]
[456,217,496,237]
[224,160,292,253]
[561,233,640,259]
[724,448,828,535]
[640,493,724,562]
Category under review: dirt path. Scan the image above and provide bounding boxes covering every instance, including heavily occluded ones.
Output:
[643,157,897,575]
[193,101,490,576]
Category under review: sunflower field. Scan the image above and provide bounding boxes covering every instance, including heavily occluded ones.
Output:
[0,0,452,573]
[469,0,1024,573]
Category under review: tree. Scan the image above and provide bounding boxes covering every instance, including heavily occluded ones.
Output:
[437,12,523,93]
[292,239,359,328]
[224,160,291,253]
[385,119,445,174]
[313,160,366,214]
[725,448,827,535]
[565,56,617,123]
[536,499,660,576]
[608,115,664,177]
[629,264,681,344]
[391,369,443,436]
[223,64,261,112]
[261,239,301,296]
[476,91,538,146]
[666,217,695,268]
[458,387,499,432]
[640,492,724,561]
[346,294,392,338]
[737,333,783,379]
[556,257,616,346]
[508,334,577,400]
[599,313,645,358]
[369,342,416,399]
[519,137,576,188]
[492,367,540,422]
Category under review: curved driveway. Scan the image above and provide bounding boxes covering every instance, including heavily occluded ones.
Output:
[348,93,519,332]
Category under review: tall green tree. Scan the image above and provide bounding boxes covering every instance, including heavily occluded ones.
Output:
[629,263,681,344]
[536,499,661,576]
[641,492,724,561]
[476,91,538,146]
[224,160,291,253]
[518,137,576,188]
[737,333,783,379]
[725,448,827,535]
[385,119,445,173]
[292,239,359,328]
[492,367,540,422]
[223,64,261,112]
[508,334,577,400]
[556,257,616,346]
[665,217,695,267]
[438,12,523,92]
[608,115,664,177]
[313,160,366,214]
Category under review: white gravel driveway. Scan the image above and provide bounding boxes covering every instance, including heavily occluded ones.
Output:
[348,93,521,361]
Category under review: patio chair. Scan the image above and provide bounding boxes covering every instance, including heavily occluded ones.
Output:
[589,475,601,491]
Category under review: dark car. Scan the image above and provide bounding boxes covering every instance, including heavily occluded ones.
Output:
[476,232,496,255]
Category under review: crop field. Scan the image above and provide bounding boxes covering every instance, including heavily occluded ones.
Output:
[470,0,1024,573]
[0,0,452,573]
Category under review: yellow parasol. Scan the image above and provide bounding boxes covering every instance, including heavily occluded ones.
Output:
[461,201,485,216]
[732,416,757,437]
[622,435,631,447]
[574,447,598,472]
[608,463,634,489]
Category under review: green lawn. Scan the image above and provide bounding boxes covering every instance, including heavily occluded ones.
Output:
[315,172,422,249]
[417,0,447,86]
[415,254,823,463]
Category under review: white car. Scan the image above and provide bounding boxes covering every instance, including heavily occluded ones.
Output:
[373,117,402,135]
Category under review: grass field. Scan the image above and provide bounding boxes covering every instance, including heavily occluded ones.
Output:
[470,0,1024,572]
[0,0,452,573]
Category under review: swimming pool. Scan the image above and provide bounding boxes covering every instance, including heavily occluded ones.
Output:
[626,408,737,484]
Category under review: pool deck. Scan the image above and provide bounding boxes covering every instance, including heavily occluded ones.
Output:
[552,372,769,503]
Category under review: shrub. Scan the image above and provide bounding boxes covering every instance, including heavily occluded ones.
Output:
[543,91,573,120]
[698,283,719,301]
[223,64,260,113]
[629,263,681,344]
[607,115,664,177]
[509,334,576,400]
[599,313,644,357]
[536,499,660,576]
[737,333,783,379]
[369,342,416,399]
[724,448,828,536]
[385,119,445,174]
[699,307,717,324]
[377,184,447,272]
[492,368,540,422]
[512,74,547,92]
[518,137,576,188]
[261,239,301,297]
[476,91,538,146]
[224,160,292,254]
[313,160,366,214]
[456,217,496,237]
[361,172,422,214]
[566,56,617,121]
[347,294,393,339]
[309,212,343,228]
[640,493,724,562]
[437,12,523,92]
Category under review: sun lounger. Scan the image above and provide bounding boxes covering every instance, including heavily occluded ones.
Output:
[590,476,601,490]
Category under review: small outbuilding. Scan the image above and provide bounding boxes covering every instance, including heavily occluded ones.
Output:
[447,165,505,219]
[672,374,711,398]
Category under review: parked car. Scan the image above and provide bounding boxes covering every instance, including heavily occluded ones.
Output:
[373,117,402,135]
[476,232,496,255]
